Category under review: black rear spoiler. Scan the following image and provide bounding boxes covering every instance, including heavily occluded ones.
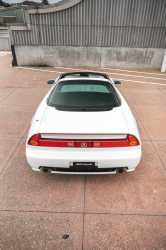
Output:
[59,71,110,80]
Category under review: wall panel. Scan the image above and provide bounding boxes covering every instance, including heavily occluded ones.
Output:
[11,0,166,48]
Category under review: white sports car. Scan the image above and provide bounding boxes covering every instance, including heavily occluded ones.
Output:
[26,72,141,174]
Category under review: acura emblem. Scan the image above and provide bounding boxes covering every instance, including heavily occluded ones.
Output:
[81,142,87,148]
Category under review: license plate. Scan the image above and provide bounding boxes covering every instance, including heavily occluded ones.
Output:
[73,162,95,167]
[72,162,97,171]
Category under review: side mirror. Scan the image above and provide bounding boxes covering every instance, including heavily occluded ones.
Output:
[47,79,55,84]
[114,80,122,85]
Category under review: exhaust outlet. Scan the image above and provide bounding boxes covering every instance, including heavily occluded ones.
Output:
[118,168,124,174]
[41,167,49,173]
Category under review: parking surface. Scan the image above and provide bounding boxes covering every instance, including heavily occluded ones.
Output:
[0,52,166,250]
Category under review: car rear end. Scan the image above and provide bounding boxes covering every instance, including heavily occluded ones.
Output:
[26,74,141,174]
[26,133,141,174]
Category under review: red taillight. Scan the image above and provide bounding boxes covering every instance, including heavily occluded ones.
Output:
[93,140,129,147]
[28,134,39,146]
[28,134,140,147]
[67,141,75,147]
[128,134,140,146]
[28,135,74,147]
[38,140,74,147]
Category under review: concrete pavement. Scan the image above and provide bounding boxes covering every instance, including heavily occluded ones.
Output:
[0,53,166,250]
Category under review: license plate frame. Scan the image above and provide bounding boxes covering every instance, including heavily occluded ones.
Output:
[72,162,97,171]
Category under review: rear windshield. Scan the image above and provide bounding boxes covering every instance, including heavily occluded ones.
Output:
[48,80,121,111]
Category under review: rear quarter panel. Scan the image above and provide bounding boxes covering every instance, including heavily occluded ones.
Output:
[27,87,54,143]
[115,88,141,144]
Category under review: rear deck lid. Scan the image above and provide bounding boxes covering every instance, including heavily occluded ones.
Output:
[39,106,128,135]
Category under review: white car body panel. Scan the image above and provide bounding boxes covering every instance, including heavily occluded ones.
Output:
[27,145,141,171]
[38,106,129,134]
[26,76,141,174]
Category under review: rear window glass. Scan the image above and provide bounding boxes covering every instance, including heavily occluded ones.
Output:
[48,80,121,111]
[60,84,110,93]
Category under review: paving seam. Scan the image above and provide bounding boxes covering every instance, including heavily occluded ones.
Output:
[0,125,30,176]
[0,135,28,138]
[0,136,22,138]
[82,214,84,250]
[0,120,30,139]
[14,87,52,89]
[0,210,166,216]
[157,87,166,97]
[0,138,22,176]
[0,70,35,104]
[0,136,29,138]
[82,175,86,250]
[152,141,166,171]
[0,104,45,106]
[121,81,166,171]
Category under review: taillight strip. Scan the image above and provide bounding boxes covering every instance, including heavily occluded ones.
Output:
[40,134,128,140]
[28,134,140,147]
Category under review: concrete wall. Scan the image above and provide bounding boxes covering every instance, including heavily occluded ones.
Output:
[0,37,11,51]
[15,45,165,69]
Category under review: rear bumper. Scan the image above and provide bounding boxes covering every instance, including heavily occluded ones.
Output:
[38,167,135,174]
[26,145,141,174]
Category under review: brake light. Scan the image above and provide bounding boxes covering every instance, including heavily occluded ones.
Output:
[128,134,140,146]
[28,134,39,146]
[67,142,75,147]
[38,140,74,147]
[93,140,129,147]
[28,135,74,147]
[28,134,140,147]
[93,135,139,147]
